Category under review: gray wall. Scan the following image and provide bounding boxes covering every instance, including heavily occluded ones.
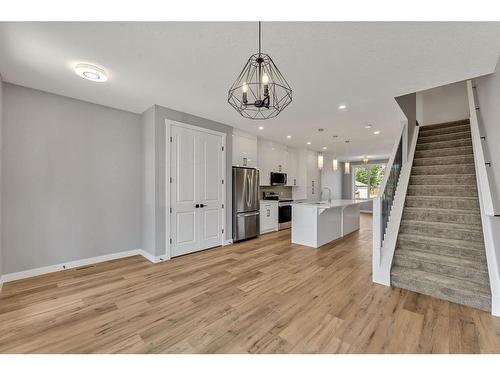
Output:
[142,106,156,257]
[2,84,143,274]
[395,92,416,152]
[142,104,233,257]
[0,75,3,280]
[475,59,500,214]
[342,159,389,212]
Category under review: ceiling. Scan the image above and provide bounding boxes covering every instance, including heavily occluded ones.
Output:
[1,22,500,160]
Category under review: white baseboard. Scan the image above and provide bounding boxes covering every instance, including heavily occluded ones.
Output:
[138,250,168,263]
[1,248,165,283]
[223,239,233,246]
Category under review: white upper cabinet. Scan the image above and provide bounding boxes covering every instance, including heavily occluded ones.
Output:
[257,138,289,185]
[232,129,258,168]
[286,147,299,186]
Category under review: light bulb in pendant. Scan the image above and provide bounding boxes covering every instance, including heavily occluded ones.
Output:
[333,158,338,171]
[242,82,248,104]
[262,73,269,84]
[318,154,324,170]
[345,161,350,174]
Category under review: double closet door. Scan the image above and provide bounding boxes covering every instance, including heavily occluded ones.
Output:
[170,124,224,257]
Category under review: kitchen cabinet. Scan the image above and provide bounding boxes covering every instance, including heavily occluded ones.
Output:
[232,129,258,168]
[286,147,299,187]
[260,200,279,234]
[257,138,288,186]
[292,149,320,201]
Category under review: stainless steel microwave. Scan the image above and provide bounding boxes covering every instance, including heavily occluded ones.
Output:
[270,172,287,186]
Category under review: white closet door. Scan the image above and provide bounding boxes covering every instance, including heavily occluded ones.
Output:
[170,124,223,257]
[198,131,223,250]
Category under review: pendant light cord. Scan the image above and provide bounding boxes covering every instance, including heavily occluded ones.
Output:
[258,21,261,56]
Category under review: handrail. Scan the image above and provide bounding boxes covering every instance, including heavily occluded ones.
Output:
[467,79,500,316]
[467,80,494,216]
[373,122,418,286]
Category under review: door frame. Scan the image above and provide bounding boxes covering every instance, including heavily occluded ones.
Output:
[165,119,227,259]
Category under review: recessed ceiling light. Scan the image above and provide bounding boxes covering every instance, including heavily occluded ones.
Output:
[338,104,347,110]
[258,126,264,130]
[74,63,107,82]
[322,146,327,150]
[374,130,381,135]
[287,135,292,139]
[307,142,311,145]
[365,124,372,129]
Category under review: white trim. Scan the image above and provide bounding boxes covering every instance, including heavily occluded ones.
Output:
[467,80,500,317]
[1,249,159,283]
[373,123,417,286]
[223,239,233,246]
[165,119,227,260]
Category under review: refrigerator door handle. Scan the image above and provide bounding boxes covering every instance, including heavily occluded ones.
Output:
[237,212,259,217]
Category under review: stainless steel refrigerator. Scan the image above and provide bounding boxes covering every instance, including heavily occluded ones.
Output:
[232,167,260,242]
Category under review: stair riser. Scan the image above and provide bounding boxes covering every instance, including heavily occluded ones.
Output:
[397,237,486,258]
[391,274,491,312]
[416,138,472,151]
[409,175,477,186]
[405,197,479,210]
[402,209,482,226]
[400,223,483,242]
[417,131,471,144]
[419,119,470,130]
[415,147,473,158]
[419,124,470,137]
[393,255,489,286]
[413,155,475,167]
[411,165,475,175]
[407,186,478,197]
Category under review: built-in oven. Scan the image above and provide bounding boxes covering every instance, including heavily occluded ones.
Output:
[278,200,292,230]
[270,172,287,186]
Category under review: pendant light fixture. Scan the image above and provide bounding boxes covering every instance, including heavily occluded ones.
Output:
[228,22,293,119]
[363,156,369,164]
[332,135,338,171]
[318,153,324,170]
[344,140,351,175]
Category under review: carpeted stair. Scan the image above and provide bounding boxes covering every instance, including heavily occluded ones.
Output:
[391,119,491,311]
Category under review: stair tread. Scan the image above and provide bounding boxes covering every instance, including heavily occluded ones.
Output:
[397,233,485,251]
[418,119,470,130]
[417,130,472,142]
[419,125,471,137]
[408,184,477,188]
[395,248,487,271]
[406,195,478,200]
[391,266,491,297]
[413,155,474,163]
[403,206,480,215]
[401,219,482,231]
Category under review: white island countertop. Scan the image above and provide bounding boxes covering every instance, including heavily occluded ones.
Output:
[292,199,364,209]
[291,199,363,248]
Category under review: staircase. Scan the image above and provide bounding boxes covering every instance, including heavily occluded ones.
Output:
[391,119,491,311]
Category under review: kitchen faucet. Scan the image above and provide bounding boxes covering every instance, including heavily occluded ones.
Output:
[321,187,332,204]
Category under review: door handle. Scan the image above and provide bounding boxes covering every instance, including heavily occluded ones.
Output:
[267,209,270,217]
[200,204,205,208]
[195,204,200,208]
[238,212,259,217]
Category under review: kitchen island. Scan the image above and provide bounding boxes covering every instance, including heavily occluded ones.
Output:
[291,200,363,248]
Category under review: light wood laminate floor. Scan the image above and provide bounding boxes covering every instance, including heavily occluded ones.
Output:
[1,214,500,353]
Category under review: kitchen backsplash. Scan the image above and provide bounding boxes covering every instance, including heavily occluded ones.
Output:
[259,186,292,200]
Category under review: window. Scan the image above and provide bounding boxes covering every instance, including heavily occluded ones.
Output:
[353,164,386,200]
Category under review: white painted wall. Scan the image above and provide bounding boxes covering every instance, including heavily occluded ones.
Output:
[475,59,500,213]
[1,84,143,274]
[416,81,470,126]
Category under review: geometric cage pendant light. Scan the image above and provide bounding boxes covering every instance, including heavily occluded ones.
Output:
[228,22,293,120]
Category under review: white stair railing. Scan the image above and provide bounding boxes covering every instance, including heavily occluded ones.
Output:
[467,79,500,316]
[373,122,418,286]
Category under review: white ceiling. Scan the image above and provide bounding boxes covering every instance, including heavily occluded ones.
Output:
[1,22,500,160]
